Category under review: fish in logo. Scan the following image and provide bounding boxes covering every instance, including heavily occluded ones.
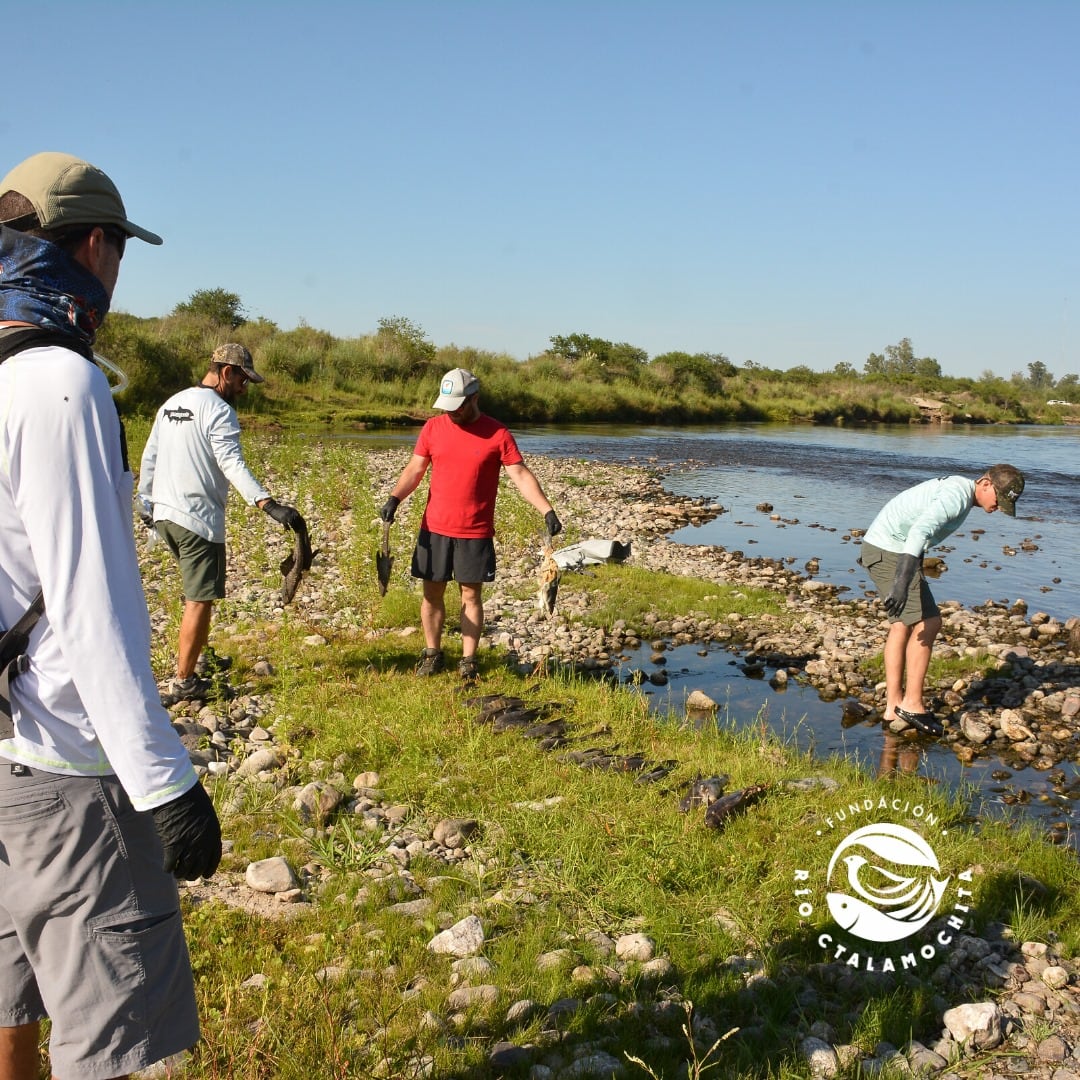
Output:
[825,823,950,943]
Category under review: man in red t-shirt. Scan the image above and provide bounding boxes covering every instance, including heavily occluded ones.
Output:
[380,368,561,681]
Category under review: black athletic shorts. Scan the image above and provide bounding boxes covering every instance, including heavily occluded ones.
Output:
[411,529,496,584]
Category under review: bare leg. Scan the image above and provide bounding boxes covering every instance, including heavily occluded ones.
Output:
[882,620,913,722]
[177,599,214,679]
[0,1022,40,1080]
[899,615,941,714]
[458,583,484,659]
[421,581,448,651]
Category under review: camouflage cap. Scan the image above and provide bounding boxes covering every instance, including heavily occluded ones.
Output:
[212,343,264,383]
[0,151,162,244]
[986,463,1024,517]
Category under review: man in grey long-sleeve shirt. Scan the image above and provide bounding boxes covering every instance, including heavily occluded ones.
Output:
[139,343,304,699]
[859,463,1025,738]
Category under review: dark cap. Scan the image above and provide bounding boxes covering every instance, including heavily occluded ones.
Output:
[0,151,162,245]
[986,463,1025,517]
[212,343,264,383]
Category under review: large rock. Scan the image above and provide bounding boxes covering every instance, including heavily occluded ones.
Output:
[245,856,298,894]
[943,1002,1004,1052]
[428,915,485,957]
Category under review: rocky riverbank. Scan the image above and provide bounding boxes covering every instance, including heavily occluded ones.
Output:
[140,446,1080,1080]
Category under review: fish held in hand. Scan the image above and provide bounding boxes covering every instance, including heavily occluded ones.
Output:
[376,519,394,596]
[280,519,316,604]
[537,533,560,617]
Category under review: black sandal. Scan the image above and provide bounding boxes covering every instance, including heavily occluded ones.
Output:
[895,707,944,737]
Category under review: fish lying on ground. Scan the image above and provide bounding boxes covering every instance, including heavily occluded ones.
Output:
[703,784,768,830]
[280,520,317,604]
[559,747,676,782]
[537,532,560,617]
[470,696,527,720]
[375,520,394,596]
[678,774,730,812]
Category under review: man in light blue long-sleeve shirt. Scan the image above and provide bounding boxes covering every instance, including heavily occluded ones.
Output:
[859,464,1025,737]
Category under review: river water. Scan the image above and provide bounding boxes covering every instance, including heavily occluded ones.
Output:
[343,422,1080,843]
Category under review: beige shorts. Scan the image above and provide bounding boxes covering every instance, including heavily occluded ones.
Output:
[0,762,199,1077]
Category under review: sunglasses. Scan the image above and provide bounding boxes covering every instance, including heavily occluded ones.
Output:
[101,226,127,259]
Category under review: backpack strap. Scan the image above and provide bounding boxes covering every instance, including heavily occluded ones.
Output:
[0,326,94,363]
[0,590,44,740]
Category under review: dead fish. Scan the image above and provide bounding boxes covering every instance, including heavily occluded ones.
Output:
[520,719,568,744]
[471,695,526,721]
[375,519,394,596]
[490,705,555,731]
[703,784,768,830]
[280,519,316,604]
[537,532,560,617]
[634,761,678,784]
[678,774,729,812]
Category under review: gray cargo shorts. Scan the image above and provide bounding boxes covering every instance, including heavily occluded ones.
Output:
[0,761,199,1078]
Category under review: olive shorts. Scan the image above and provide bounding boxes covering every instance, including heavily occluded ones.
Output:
[0,762,199,1078]
[157,520,226,601]
[859,541,940,626]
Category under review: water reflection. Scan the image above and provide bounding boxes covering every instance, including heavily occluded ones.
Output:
[876,732,921,779]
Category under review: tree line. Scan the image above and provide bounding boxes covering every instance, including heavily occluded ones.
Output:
[97,289,1078,427]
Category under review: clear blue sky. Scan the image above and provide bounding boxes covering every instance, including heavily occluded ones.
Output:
[7,1,1077,380]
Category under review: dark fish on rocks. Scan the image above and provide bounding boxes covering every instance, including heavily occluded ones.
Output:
[703,784,768,830]
[375,520,394,596]
[678,774,729,812]
[280,519,316,604]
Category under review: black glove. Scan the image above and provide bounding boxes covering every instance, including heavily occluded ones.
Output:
[544,509,562,537]
[380,495,400,523]
[262,498,305,532]
[882,554,920,617]
[136,497,154,530]
[150,782,222,880]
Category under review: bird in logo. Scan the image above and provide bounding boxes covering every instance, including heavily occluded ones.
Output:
[825,824,951,943]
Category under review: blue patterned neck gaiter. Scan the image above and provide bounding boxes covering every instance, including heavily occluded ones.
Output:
[0,225,111,348]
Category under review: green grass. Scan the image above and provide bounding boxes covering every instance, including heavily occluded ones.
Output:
[180,640,1080,1078]
[117,428,1080,1079]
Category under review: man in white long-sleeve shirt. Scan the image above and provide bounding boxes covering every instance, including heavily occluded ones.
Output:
[0,153,221,1080]
[139,343,304,700]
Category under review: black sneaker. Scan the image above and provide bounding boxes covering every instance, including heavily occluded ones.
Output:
[195,650,232,675]
[415,648,445,676]
[458,657,480,684]
[162,674,213,705]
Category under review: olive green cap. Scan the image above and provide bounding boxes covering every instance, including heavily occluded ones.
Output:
[0,151,162,245]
